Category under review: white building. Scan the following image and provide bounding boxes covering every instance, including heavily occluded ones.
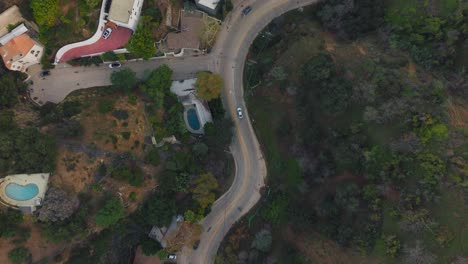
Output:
[0,24,43,72]
[195,0,220,15]
[108,0,144,31]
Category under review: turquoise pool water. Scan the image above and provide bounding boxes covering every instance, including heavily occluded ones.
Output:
[187,108,201,130]
[5,183,39,201]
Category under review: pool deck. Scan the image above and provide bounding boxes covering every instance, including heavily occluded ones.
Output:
[0,173,50,212]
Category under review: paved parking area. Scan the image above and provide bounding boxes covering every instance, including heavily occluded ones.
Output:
[58,27,132,62]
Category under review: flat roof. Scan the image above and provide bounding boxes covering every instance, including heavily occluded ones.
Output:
[108,0,134,23]
[196,0,220,10]
[0,5,25,37]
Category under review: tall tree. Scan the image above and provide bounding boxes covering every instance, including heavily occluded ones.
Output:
[140,65,173,107]
[192,172,218,209]
[195,72,223,101]
[30,0,58,28]
[94,197,124,227]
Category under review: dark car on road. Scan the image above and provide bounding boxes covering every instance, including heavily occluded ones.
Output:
[40,70,50,77]
[193,240,200,250]
[242,6,252,17]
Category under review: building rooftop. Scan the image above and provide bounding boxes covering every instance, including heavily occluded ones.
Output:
[196,0,220,10]
[0,5,25,37]
[108,0,135,24]
[0,33,35,69]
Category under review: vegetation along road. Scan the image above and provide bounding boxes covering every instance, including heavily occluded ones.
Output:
[27,0,317,263]
[180,0,318,263]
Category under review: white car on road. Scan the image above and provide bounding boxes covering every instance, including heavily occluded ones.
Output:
[237,107,244,119]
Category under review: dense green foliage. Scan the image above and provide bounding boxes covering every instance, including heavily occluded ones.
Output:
[8,247,30,264]
[140,65,173,107]
[30,0,58,28]
[195,72,224,101]
[0,127,57,174]
[0,75,19,109]
[126,23,156,59]
[110,161,144,187]
[110,68,138,93]
[385,3,467,69]
[94,197,125,227]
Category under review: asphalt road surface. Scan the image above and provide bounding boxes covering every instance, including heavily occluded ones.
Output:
[27,0,318,262]
[179,0,318,263]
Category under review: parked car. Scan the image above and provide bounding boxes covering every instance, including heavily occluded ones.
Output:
[193,240,200,250]
[102,28,112,39]
[237,107,244,119]
[40,70,50,77]
[167,253,177,260]
[242,6,252,17]
[108,62,121,68]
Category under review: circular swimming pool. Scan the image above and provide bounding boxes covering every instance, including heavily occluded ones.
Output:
[5,183,39,201]
[187,108,201,131]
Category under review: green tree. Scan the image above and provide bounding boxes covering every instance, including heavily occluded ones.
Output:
[145,148,160,166]
[140,65,173,107]
[0,75,18,109]
[195,72,223,101]
[8,247,30,264]
[145,192,176,226]
[94,197,125,227]
[140,238,162,256]
[301,53,335,83]
[192,142,209,157]
[184,210,197,222]
[0,111,15,132]
[30,0,58,28]
[192,172,218,209]
[126,25,156,59]
[111,68,138,93]
[101,51,119,62]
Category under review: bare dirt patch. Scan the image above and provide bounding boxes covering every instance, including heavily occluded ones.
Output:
[80,95,150,159]
[448,97,468,129]
[52,145,103,193]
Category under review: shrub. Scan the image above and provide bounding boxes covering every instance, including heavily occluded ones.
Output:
[140,238,162,256]
[8,247,30,264]
[94,197,124,227]
[121,131,131,140]
[98,99,114,113]
[112,110,129,120]
[145,148,160,166]
[101,51,118,62]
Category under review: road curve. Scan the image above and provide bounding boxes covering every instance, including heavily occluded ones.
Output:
[180,0,318,263]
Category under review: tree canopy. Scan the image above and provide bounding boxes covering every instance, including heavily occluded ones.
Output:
[140,65,173,107]
[0,75,19,109]
[0,127,57,174]
[30,0,59,28]
[195,72,223,101]
[110,68,138,93]
[192,172,218,209]
[126,24,156,60]
[94,197,125,227]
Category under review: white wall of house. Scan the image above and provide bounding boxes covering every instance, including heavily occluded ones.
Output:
[9,43,43,72]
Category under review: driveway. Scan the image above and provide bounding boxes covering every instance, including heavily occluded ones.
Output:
[58,27,132,63]
[28,56,214,105]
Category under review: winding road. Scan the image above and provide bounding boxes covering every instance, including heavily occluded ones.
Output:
[27,0,318,263]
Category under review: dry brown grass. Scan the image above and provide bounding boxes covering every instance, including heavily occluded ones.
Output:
[448,97,468,129]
